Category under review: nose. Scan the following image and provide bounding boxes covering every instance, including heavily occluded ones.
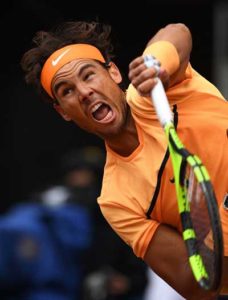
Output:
[77,83,93,103]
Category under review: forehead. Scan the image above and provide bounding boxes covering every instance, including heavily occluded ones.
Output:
[53,58,102,80]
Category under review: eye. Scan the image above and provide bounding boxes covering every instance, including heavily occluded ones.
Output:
[62,87,73,96]
[58,83,75,97]
[83,71,95,81]
[54,80,75,100]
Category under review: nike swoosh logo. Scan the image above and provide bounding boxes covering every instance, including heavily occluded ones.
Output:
[52,48,71,66]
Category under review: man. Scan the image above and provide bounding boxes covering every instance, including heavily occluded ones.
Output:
[21,20,228,299]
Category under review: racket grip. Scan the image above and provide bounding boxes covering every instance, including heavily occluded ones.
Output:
[151,78,173,127]
[144,54,173,126]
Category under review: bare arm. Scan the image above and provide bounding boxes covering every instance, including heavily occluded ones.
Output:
[144,224,219,300]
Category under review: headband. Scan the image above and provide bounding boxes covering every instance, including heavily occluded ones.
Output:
[40,44,106,98]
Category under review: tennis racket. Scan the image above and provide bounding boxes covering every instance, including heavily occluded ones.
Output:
[144,55,223,291]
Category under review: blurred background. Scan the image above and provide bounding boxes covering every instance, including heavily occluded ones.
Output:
[2,0,228,210]
[1,0,228,299]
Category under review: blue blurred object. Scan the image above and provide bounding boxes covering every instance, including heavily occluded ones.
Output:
[0,200,92,300]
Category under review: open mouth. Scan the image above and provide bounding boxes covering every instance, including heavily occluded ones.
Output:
[91,102,114,123]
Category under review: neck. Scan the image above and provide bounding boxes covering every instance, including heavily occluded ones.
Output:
[106,108,139,157]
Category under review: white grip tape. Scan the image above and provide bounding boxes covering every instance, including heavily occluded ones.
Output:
[151,78,173,126]
[144,55,173,126]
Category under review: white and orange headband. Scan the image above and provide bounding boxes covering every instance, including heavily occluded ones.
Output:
[40,44,105,98]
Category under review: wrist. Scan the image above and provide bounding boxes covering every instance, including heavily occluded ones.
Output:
[143,41,180,76]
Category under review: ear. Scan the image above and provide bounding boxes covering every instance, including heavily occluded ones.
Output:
[108,62,122,84]
[53,104,72,121]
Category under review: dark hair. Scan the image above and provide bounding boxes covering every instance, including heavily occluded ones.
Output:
[20,21,115,103]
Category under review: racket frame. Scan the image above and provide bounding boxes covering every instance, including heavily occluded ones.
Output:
[144,54,223,291]
[167,124,223,290]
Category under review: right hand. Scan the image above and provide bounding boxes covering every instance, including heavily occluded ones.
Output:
[128,55,170,97]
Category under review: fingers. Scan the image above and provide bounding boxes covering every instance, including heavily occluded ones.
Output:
[129,56,158,82]
[144,55,161,76]
[128,56,158,97]
[128,56,170,96]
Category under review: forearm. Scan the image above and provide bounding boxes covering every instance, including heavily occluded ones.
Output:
[143,224,219,300]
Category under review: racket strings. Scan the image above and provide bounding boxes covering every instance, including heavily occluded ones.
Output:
[185,165,217,287]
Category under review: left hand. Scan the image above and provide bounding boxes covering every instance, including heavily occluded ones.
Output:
[128,56,170,97]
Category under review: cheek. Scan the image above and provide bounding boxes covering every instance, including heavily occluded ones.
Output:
[113,87,126,110]
[62,101,82,118]
[104,84,123,110]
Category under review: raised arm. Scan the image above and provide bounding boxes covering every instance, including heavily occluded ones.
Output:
[147,23,192,84]
[128,23,192,94]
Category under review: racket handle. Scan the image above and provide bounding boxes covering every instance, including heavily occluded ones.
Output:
[151,78,173,127]
[144,54,173,126]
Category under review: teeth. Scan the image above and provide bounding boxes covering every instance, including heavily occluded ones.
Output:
[103,110,113,121]
[91,103,102,113]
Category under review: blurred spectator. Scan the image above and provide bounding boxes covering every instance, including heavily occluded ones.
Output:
[83,226,148,300]
[58,146,105,211]
[0,191,92,300]
[0,145,148,300]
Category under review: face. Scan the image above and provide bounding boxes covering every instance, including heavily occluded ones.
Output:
[52,59,128,139]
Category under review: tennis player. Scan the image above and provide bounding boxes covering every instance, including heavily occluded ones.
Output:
[21,20,228,299]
